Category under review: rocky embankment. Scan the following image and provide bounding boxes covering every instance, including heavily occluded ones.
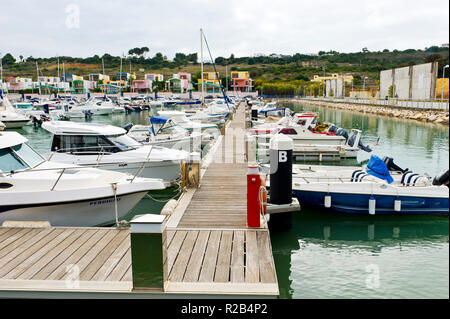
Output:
[297,100,449,126]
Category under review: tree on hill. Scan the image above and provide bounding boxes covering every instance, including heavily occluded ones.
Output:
[1,53,16,65]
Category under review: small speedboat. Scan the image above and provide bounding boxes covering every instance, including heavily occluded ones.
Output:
[0,131,166,226]
[288,155,449,215]
[0,97,31,129]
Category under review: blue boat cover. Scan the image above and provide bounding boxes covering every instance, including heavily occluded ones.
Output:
[150,116,169,124]
[366,155,394,184]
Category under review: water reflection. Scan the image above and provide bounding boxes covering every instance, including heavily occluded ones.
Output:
[270,209,449,299]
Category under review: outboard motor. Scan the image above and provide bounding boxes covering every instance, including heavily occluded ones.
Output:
[83,110,93,119]
[32,115,43,126]
[328,124,338,133]
[335,128,349,140]
[432,169,450,187]
[382,156,408,173]
[347,134,372,152]
[123,123,134,133]
[43,104,50,114]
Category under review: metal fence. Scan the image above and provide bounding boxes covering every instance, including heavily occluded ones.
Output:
[300,96,450,111]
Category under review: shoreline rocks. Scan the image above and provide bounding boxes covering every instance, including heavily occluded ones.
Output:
[292,100,449,126]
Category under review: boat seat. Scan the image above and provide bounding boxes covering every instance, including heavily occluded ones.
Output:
[351,170,370,182]
[401,170,430,186]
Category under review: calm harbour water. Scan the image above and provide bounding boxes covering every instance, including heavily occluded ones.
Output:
[14,101,449,299]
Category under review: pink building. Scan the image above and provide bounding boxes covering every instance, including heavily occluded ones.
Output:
[132,79,152,93]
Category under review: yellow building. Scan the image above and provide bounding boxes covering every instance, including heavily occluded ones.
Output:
[312,73,353,84]
[231,71,249,79]
[109,80,128,88]
[436,78,449,99]
[197,72,221,92]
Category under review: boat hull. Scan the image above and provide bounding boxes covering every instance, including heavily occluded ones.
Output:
[1,119,30,129]
[0,191,147,227]
[293,190,449,215]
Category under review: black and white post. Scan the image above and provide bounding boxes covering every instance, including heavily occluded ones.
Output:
[269,134,294,229]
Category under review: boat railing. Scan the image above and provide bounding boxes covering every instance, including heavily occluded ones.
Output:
[5,160,159,190]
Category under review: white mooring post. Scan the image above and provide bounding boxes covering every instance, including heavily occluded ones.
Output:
[129,214,167,290]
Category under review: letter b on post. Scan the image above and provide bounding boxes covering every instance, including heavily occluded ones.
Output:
[279,151,287,163]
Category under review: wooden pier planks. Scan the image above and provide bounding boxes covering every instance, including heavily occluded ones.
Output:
[165,103,279,296]
[165,229,278,290]
[0,227,132,291]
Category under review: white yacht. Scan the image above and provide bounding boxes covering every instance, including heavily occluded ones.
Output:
[0,96,30,129]
[157,110,221,132]
[0,131,166,227]
[70,98,115,116]
[126,117,205,151]
[42,121,188,182]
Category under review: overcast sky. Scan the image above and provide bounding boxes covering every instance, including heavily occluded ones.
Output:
[1,0,449,60]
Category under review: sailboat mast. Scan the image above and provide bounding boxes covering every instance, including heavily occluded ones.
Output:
[36,62,41,95]
[200,28,204,105]
[119,54,123,95]
[62,62,66,94]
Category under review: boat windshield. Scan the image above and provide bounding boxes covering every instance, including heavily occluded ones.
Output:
[0,143,45,173]
[106,134,142,151]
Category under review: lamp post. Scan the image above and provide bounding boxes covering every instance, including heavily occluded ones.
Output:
[442,65,449,109]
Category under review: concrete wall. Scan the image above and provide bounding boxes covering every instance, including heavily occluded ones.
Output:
[411,62,437,100]
[379,62,437,100]
[394,66,411,99]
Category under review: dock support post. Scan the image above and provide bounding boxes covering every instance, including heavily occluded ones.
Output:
[130,214,167,291]
[268,134,294,230]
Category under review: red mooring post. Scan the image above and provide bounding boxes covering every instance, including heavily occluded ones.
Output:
[247,164,261,228]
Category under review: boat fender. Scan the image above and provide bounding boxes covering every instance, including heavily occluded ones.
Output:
[368,197,376,215]
[161,199,178,216]
[324,195,332,208]
[394,199,401,212]
[432,169,450,187]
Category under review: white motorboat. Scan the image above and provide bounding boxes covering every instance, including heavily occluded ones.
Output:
[126,117,204,151]
[42,121,189,183]
[157,111,220,134]
[0,96,31,129]
[0,131,166,227]
[70,98,114,116]
[285,155,449,215]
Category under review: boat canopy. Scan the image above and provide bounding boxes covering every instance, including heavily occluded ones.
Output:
[150,116,169,124]
[366,155,394,184]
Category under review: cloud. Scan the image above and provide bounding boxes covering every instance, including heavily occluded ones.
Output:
[0,0,448,59]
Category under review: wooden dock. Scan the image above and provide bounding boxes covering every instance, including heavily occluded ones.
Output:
[164,103,278,296]
[0,103,279,298]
